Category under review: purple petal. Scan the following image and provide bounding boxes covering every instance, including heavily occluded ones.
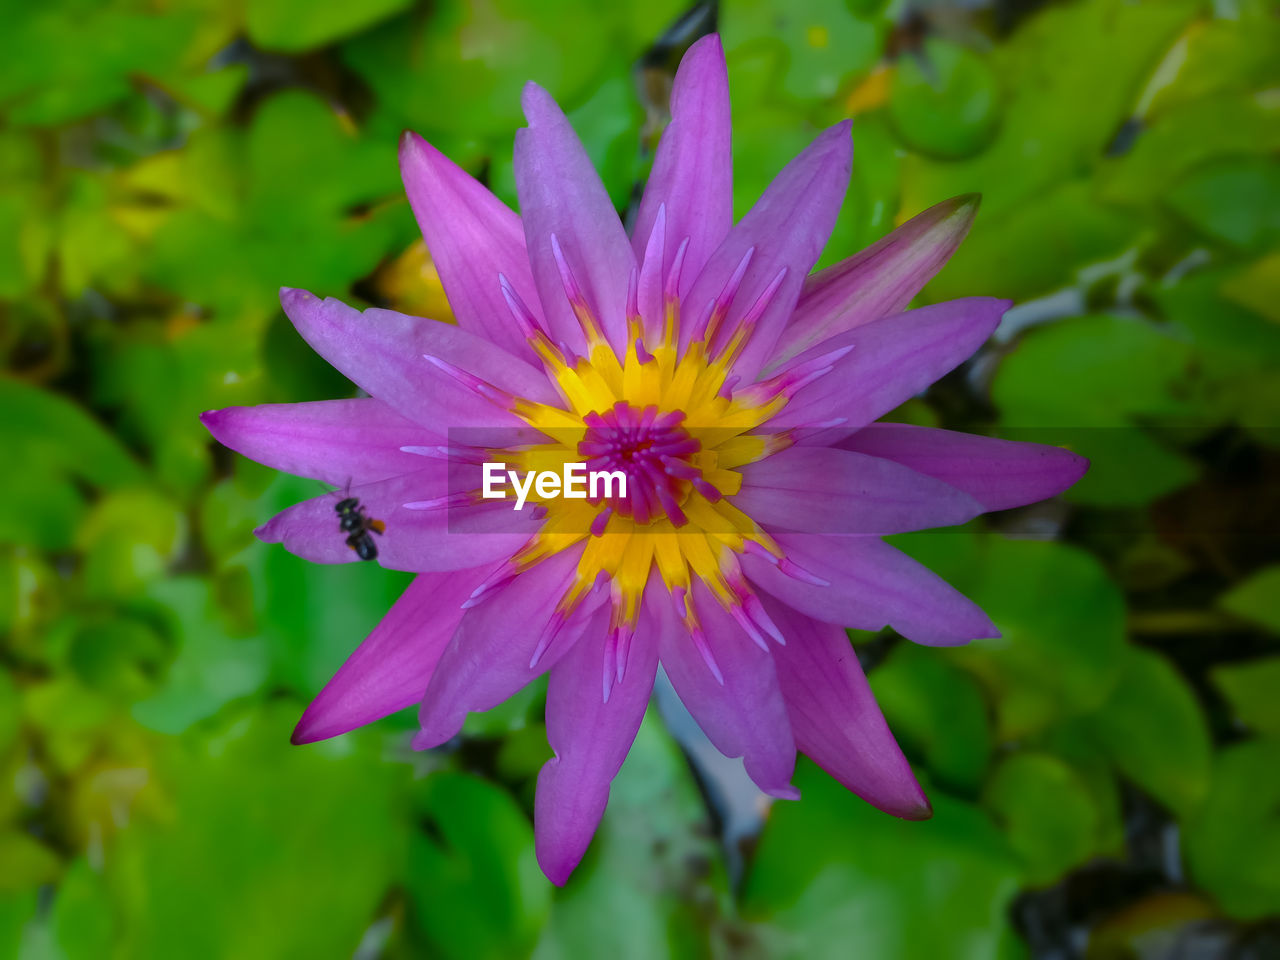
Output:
[535,596,660,885]
[280,289,557,429]
[514,83,636,356]
[256,469,539,572]
[655,581,798,798]
[734,446,984,534]
[765,297,1008,432]
[200,399,435,487]
[839,424,1089,512]
[681,122,851,383]
[414,545,606,748]
[399,132,543,360]
[292,566,496,744]
[632,35,732,300]
[771,194,980,369]
[743,533,998,646]
[763,596,931,819]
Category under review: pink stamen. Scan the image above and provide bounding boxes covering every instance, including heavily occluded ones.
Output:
[635,206,667,342]
[699,247,754,342]
[671,586,689,618]
[738,344,853,408]
[529,610,567,669]
[400,444,487,464]
[461,563,517,609]
[498,274,542,340]
[712,266,789,361]
[692,478,722,502]
[613,623,634,685]
[745,594,786,646]
[780,557,830,587]
[403,491,472,511]
[743,540,779,564]
[602,632,617,703]
[590,506,612,537]
[625,265,639,322]
[664,236,691,305]
[690,627,725,685]
[576,401,709,527]
[423,354,514,407]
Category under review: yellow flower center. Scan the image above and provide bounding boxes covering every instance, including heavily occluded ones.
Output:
[430,238,838,665]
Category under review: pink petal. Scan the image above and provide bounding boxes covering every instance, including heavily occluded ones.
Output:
[839,424,1089,512]
[743,533,999,646]
[414,545,606,748]
[200,399,435,487]
[534,594,660,885]
[280,288,557,429]
[765,297,1008,432]
[632,35,732,300]
[399,132,544,360]
[734,446,984,534]
[655,581,798,799]
[681,122,852,383]
[762,595,931,819]
[514,83,636,356]
[256,469,538,572]
[292,566,496,744]
[771,194,980,369]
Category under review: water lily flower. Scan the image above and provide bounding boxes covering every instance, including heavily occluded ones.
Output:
[201,34,1087,884]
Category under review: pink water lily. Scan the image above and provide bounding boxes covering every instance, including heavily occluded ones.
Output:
[201,35,1087,884]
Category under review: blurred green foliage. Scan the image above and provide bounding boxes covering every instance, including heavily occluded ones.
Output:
[2,0,1279,957]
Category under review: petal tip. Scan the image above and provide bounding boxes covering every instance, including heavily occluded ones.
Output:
[903,796,934,821]
[520,80,556,121]
[290,715,323,746]
[685,32,724,60]
[279,286,314,311]
[537,851,576,887]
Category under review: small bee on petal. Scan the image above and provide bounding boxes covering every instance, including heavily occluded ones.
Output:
[335,497,384,561]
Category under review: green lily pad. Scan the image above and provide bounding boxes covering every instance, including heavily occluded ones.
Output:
[0,3,204,127]
[0,832,61,895]
[534,713,729,960]
[927,180,1139,303]
[1083,646,1211,820]
[722,0,882,104]
[343,0,614,141]
[130,577,269,735]
[869,642,992,794]
[991,314,1200,506]
[742,761,1025,960]
[47,858,115,960]
[108,703,408,958]
[1100,93,1280,208]
[894,533,1127,740]
[1185,738,1280,921]
[1167,156,1280,252]
[246,0,412,52]
[984,752,1100,887]
[1143,1,1280,116]
[406,772,551,960]
[889,39,999,160]
[1219,565,1280,634]
[1213,657,1280,736]
[902,0,1199,219]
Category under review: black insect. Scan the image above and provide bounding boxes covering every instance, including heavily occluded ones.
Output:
[335,497,385,561]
